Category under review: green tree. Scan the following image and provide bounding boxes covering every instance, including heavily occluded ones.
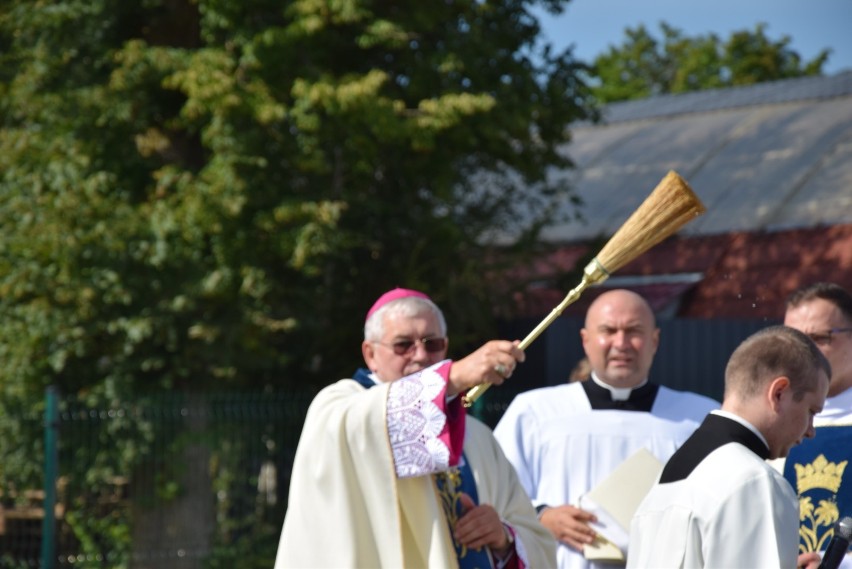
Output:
[591,22,830,103]
[0,0,595,403]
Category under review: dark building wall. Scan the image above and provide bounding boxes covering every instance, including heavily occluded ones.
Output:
[479,316,772,427]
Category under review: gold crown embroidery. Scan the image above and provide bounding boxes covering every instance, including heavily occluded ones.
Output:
[795,454,847,494]
[795,454,848,553]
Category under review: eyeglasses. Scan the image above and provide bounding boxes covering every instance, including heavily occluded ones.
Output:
[806,327,852,347]
[375,336,448,356]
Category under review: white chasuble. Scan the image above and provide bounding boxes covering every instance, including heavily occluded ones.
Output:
[276,362,555,568]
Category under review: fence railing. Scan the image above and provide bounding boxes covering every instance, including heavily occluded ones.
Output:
[1,389,316,569]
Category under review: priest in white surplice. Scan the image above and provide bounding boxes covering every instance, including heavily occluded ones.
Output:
[628,325,830,569]
[275,288,556,569]
[493,289,719,569]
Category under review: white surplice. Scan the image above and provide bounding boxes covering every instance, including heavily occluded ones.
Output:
[627,414,799,568]
[494,381,718,569]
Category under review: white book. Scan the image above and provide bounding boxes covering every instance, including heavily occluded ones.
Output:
[578,448,663,563]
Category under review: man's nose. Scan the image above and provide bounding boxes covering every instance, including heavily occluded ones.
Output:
[410,340,431,359]
[611,330,629,347]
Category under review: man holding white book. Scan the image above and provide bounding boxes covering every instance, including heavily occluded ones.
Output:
[494,289,719,569]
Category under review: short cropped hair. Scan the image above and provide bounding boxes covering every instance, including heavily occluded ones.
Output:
[363,296,447,342]
[725,325,831,401]
[786,282,852,322]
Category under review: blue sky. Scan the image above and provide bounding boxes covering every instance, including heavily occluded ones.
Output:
[536,0,852,74]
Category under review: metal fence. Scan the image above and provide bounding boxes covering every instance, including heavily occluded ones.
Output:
[1,389,315,569]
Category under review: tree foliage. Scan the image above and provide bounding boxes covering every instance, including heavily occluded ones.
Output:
[0,0,597,562]
[0,0,596,405]
[591,22,831,103]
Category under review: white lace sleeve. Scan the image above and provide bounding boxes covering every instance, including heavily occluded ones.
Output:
[387,364,451,478]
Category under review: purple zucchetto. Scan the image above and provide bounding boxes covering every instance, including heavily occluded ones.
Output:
[365,288,432,322]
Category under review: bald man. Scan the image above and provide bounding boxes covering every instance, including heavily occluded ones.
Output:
[494,289,719,569]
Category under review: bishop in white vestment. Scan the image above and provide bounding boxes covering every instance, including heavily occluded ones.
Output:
[275,288,556,568]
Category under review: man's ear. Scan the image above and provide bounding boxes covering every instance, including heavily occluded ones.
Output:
[767,376,791,410]
[362,340,376,372]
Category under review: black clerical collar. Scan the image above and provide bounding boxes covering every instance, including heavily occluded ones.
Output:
[581,378,660,412]
[659,413,770,483]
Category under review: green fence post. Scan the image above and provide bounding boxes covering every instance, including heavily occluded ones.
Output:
[40,385,59,569]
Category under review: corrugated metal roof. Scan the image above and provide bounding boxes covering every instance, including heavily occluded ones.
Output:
[599,72,852,124]
[541,71,852,244]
